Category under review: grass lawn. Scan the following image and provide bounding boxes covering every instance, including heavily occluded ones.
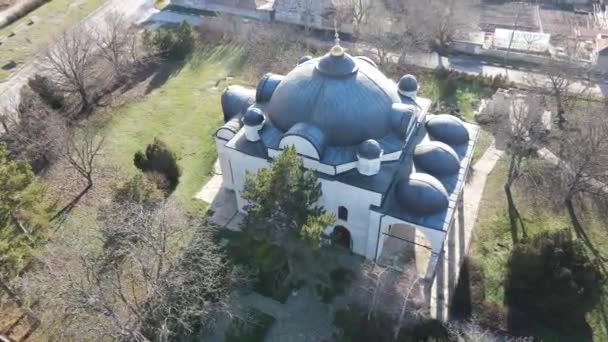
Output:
[470,127,493,165]
[99,45,248,211]
[0,0,106,80]
[468,156,608,341]
[417,69,496,123]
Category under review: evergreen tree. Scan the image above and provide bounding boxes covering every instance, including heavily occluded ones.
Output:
[0,143,52,278]
[241,146,334,246]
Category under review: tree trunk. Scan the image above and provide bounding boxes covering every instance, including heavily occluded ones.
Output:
[504,155,526,244]
[555,93,566,130]
[78,86,90,113]
[505,183,519,244]
[1,117,9,133]
[52,181,92,220]
[565,196,608,274]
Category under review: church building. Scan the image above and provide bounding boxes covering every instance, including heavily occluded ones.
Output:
[214,40,478,319]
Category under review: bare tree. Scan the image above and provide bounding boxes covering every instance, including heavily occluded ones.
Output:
[544,64,589,130]
[417,0,476,53]
[495,94,547,244]
[44,26,96,113]
[1,85,66,172]
[554,106,608,268]
[350,261,425,341]
[20,202,251,341]
[53,125,105,219]
[95,12,140,81]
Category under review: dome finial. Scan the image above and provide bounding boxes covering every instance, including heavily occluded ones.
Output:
[330,19,345,57]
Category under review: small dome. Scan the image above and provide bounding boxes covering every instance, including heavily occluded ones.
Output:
[316,53,358,77]
[298,55,313,65]
[398,74,418,95]
[243,108,265,126]
[414,141,461,176]
[221,86,255,122]
[256,73,284,103]
[426,115,470,145]
[395,173,449,215]
[358,139,382,159]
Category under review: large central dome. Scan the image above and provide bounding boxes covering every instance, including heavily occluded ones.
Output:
[264,53,403,146]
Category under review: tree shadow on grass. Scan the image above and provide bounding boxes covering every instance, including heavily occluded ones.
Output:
[145,58,186,95]
[504,231,597,341]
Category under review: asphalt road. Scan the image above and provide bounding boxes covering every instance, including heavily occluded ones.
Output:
[2,4,606,123]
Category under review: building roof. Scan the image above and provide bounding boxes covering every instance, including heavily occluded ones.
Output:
[218,44,478,232]
[264,52,404,146]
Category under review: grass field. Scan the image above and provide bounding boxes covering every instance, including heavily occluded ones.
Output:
[98,45,247,211]
[0,0,105,80]
[469,156,608,341]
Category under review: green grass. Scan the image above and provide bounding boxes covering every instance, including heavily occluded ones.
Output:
[471,127,493,165]
[99,45,248,210]
[0,0,106,80]
[416,69,495,123]
[469,157,608,340]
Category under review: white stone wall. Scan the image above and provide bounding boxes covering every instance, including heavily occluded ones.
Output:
[219,131,386,259]
[318,179,382,257]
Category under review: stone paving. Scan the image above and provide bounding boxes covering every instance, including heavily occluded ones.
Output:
[194,161,243,230]
[241,289,336,342]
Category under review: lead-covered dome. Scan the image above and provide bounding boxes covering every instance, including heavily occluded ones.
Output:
[395,173,449,215]
[243,107,265,126]
[358,139,382,159]
[265,52,402,146]
[414,141,461,176]
[426,115,470,145]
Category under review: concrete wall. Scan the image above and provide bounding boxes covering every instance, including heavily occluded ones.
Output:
[481,48,554,65]
[451,41,483,55]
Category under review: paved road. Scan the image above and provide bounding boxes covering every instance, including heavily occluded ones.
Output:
[148,9,608,98]
[0,0,156,118]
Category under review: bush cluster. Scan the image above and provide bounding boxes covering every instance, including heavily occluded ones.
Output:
[134,138,181,193]
[434,68,510,95]
[27,74,64,110]
[143,20,195,60]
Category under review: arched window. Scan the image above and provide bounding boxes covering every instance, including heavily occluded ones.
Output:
[338,206,348,221]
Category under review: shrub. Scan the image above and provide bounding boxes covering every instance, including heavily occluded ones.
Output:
[134,138,181,193]
[505,229,604,333]
[224,307,275,342]
[111,173,163,204]
[333,304,449,342]
[143,20,195,60]
[28,74,64,110]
